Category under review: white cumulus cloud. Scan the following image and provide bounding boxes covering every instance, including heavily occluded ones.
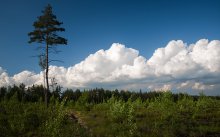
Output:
[0,67,12,87]
[0,39,220,95]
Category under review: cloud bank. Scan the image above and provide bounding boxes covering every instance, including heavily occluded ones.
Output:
[1,39,220,95]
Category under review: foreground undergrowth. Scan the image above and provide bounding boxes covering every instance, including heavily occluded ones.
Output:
[0,85,220,137]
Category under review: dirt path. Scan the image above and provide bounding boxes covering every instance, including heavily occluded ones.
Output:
[69,111,89,130]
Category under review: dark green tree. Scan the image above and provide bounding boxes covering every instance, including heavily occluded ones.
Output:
[28,4,67,106]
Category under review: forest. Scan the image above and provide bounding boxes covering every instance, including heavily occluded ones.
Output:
[0,84,220,137]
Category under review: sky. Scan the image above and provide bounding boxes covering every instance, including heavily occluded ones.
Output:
[0,0,220,95]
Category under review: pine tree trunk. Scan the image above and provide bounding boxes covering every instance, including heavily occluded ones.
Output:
[45,43,49,107]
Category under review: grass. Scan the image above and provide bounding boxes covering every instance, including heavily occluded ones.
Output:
[68,93,220,137]
[1,88,220,137]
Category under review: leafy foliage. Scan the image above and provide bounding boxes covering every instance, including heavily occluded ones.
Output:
[0,85,220,137]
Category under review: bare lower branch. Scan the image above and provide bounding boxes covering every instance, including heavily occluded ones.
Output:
[48,47,62,54]
[48,59,64,63]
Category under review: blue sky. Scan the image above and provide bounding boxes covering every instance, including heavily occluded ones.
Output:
[0,0,220,94]
[0,0,219,75]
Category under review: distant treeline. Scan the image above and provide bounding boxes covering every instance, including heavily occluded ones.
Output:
[0,84,219,103]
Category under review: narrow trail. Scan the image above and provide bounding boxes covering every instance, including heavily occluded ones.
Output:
[69,111,90,131]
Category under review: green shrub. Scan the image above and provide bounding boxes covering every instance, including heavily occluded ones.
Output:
[108,98,137,137]
[24,113,40,131]
[43,99,67,137]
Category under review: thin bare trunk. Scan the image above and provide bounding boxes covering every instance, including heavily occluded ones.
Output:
[45,42,49,107]
[43,69,46,90]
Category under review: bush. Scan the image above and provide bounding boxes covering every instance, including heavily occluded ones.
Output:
[108,97,137,137]
[24,113,40,131]
[43,99,67,137]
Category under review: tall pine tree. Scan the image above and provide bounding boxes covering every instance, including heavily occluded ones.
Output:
[28,4,67,106]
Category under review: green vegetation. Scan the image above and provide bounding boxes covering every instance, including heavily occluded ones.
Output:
[0,84,220,137]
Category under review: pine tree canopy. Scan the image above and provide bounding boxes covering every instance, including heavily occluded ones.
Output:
[28,4,67,46]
